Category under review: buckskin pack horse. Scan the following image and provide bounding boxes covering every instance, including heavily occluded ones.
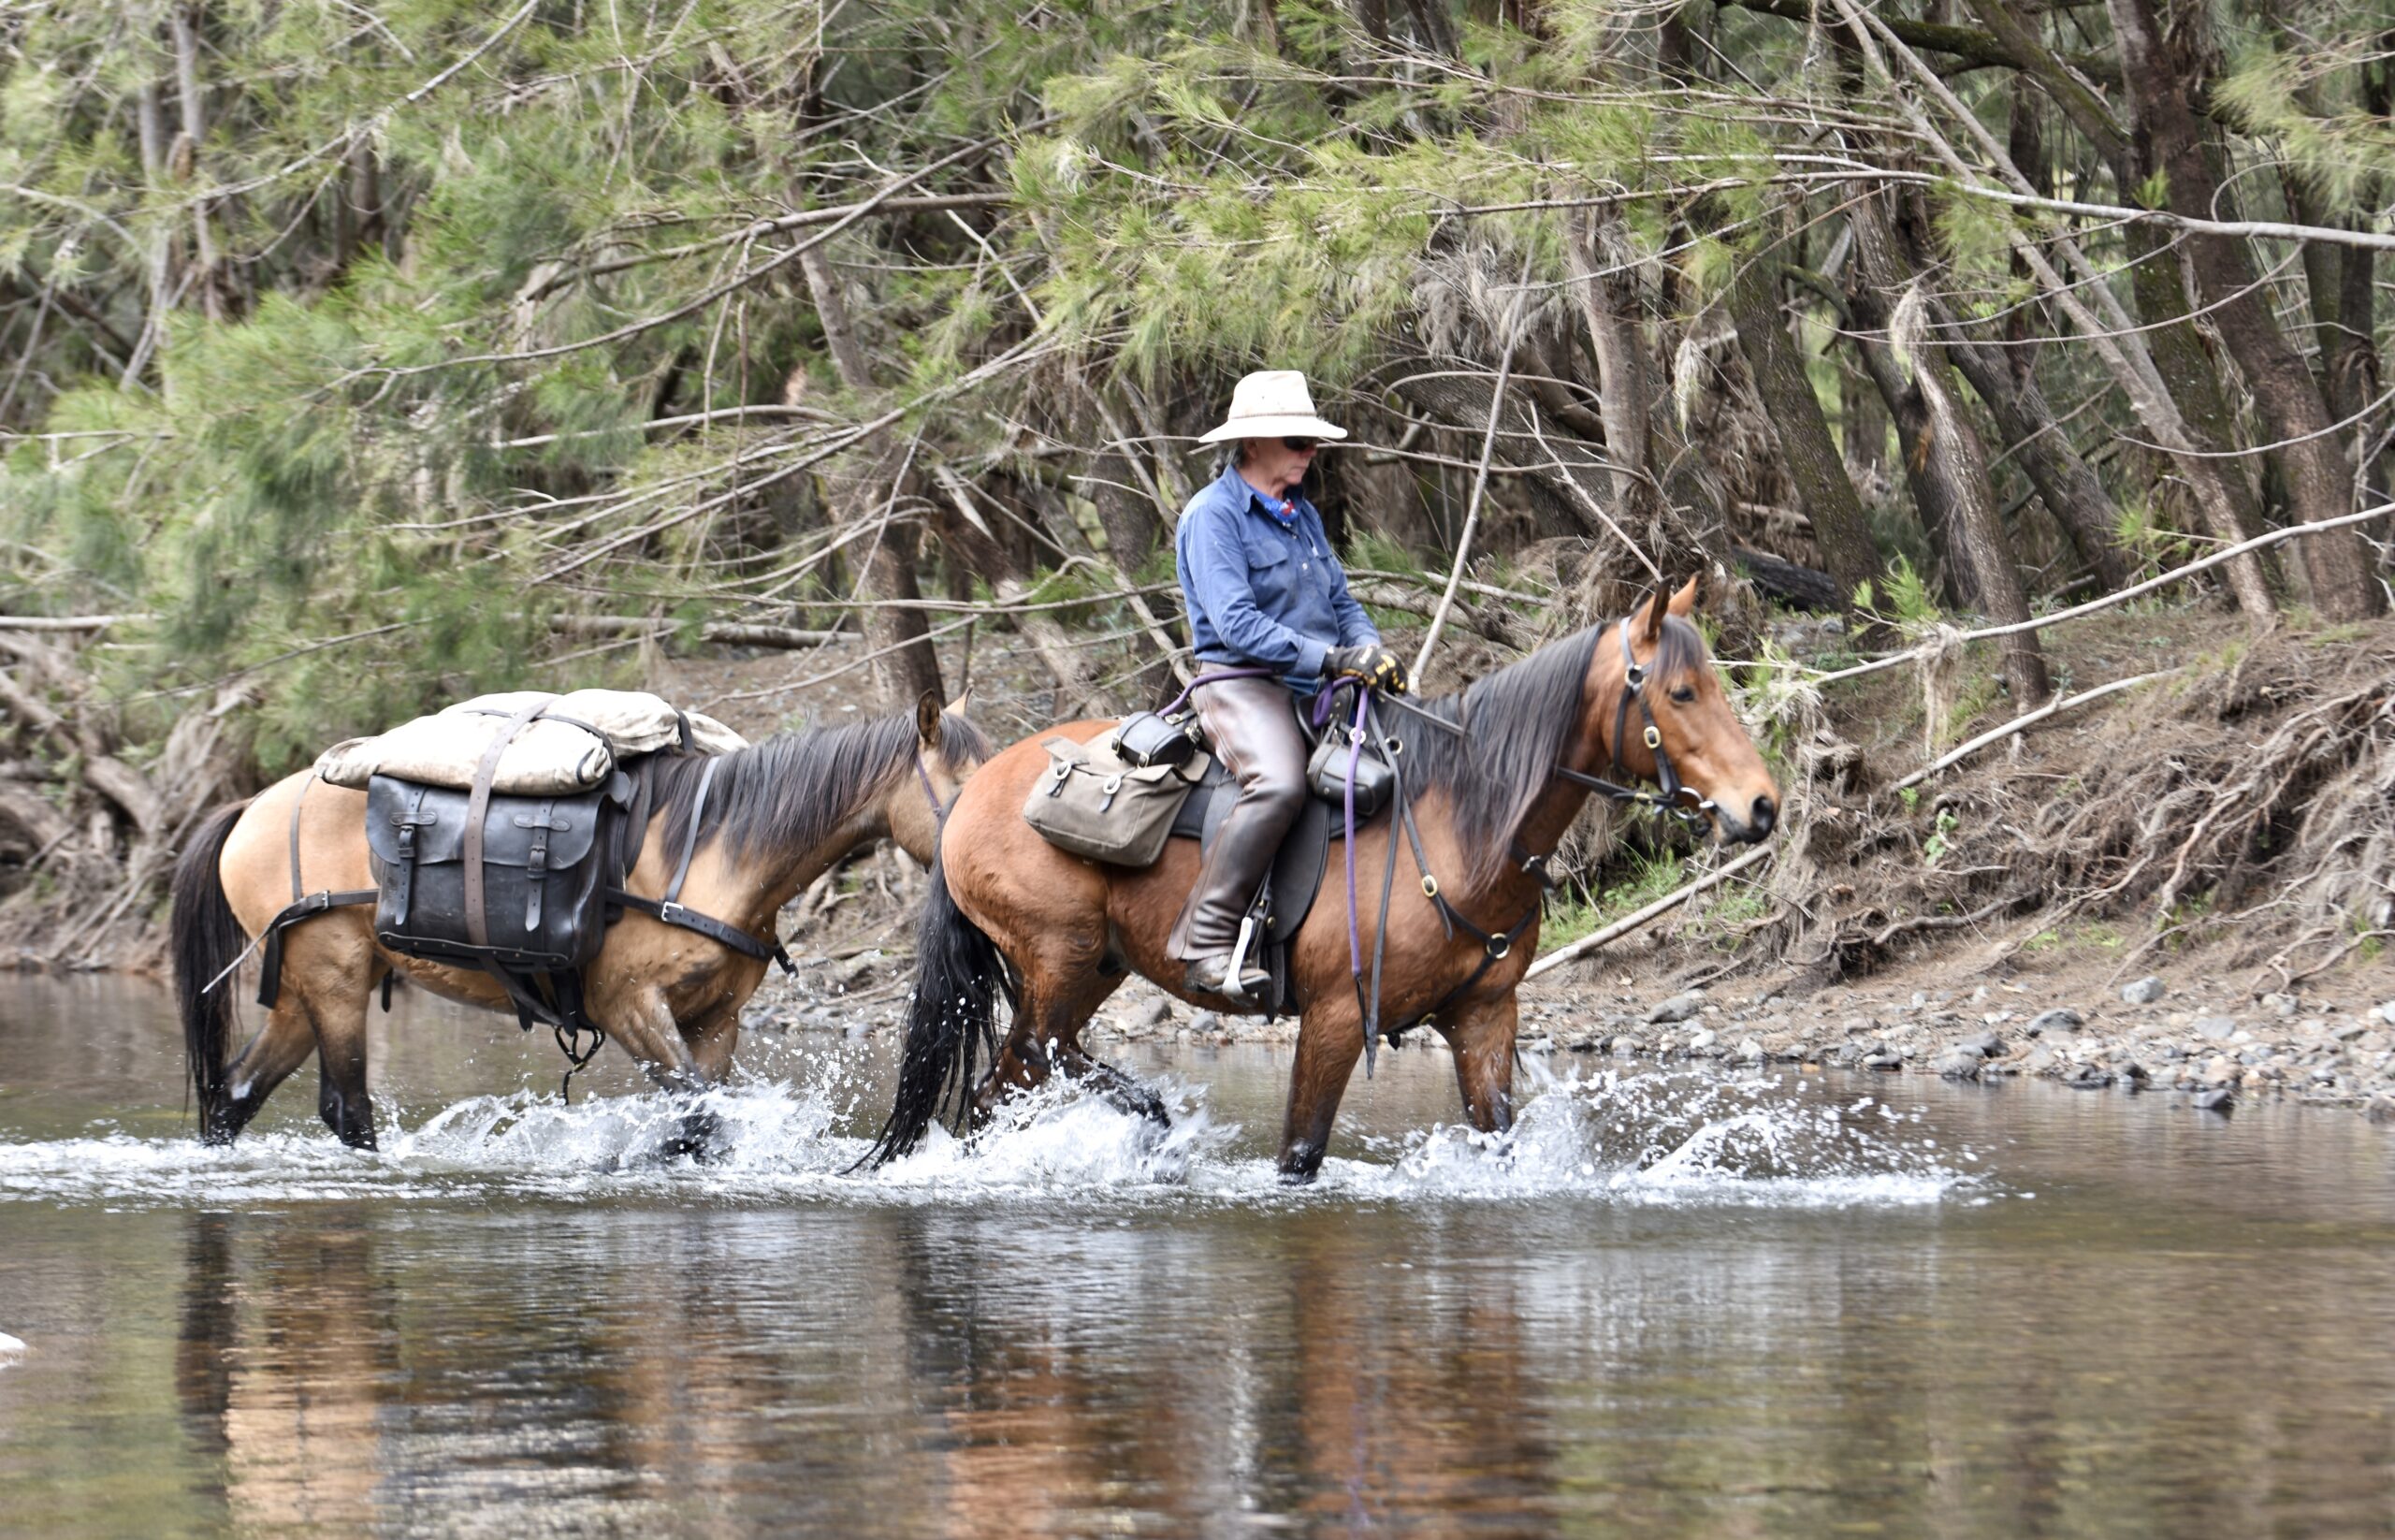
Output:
[868,579,1778,1180]
[171,697,989,1149]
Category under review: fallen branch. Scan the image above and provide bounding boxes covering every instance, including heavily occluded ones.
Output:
[1525,844,1778,979]
[548,616,846,649]
[0,614,155,632]
[1889,668,2182,792]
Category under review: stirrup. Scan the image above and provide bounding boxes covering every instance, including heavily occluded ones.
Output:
[1184,955,1270,1003]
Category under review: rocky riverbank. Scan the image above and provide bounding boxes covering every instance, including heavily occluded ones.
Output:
[743,940,2395,1117]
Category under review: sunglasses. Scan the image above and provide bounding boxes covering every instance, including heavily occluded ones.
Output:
[1281,436,1321,452]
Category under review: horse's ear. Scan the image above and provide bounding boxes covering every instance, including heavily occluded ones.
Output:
[1639,582,1668,644]
[1668,574,1700,617]
[915,690,943,748]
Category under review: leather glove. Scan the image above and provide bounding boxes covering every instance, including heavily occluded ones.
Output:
[1324,644,1412,695]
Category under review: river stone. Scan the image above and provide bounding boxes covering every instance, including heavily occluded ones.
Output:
[1957,1030,2004,1058]
[1137,997,1173,1029]
[2122,976,2167,1005]
[2196,1015,2239,1041]
[2192,1087,2234,1111]
[1190,1010,1219,1037]
[1688,1027,1718,1052]
[1648,993,1706,1024]
[2064,1064,2115,1089]
[1932,1048,1983,1080]
[2025,1009,2083,1037]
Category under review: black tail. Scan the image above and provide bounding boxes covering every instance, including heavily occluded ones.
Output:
[171,800,251,1142]
[864,852,1005,1167]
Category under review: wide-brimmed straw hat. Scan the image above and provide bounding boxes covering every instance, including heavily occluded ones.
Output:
[1197,370,1350,444]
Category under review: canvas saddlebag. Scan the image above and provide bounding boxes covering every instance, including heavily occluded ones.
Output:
[366,773,627,974]
[1021,736,1209,867]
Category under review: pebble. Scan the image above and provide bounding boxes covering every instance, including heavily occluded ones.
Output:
[2123,976,2167,1005]
[2025,1008,2083,1037]
[1648,993,1706,1025]
[1687,1027,1718,1052]
[1190,1011,1219,1037]
[2195,1015,2239,1041]
[2191,1087,2234,1112]
[1137,997,1172,1029]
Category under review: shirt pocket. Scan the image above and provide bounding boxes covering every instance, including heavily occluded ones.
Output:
[1242,532,1296,613]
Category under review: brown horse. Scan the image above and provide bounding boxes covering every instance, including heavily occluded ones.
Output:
[170,695,990,1149]
[868,579,1778,1180]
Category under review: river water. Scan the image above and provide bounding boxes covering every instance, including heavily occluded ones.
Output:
[1,976,2391,1538]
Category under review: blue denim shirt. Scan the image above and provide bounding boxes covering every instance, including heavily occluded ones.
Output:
[1175,459,1379,694]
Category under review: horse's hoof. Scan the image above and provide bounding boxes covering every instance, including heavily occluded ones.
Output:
[659,1109,726,1164]
[1276,1143,1325,1184]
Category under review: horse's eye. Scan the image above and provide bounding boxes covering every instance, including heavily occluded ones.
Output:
[1669,685,1697,705]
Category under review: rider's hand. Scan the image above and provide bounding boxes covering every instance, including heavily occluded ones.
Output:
[1325,644,1413,695]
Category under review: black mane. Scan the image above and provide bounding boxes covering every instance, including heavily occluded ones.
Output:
[1384,614,1707,889]
[652,708,992,866]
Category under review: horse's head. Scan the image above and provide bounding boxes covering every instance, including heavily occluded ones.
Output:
[886,690,993,864]
[1599,576,1780,845]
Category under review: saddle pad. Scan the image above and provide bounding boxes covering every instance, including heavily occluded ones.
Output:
[318,690,746,794]
[1169,760,1339,947]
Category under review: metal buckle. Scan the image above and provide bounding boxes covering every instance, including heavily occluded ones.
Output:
[1488,935,1511,960]
[658,900,687,925]
[1644,724,1662,750]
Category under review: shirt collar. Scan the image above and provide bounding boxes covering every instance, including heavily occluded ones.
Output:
[1216,458,1304,524]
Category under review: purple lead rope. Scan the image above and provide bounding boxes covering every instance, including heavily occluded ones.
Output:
[1344,686,1369,982]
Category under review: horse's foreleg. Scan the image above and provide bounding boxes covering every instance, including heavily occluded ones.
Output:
[1279,1005,1366,1183]
[1440,992,1518,1137]
[606,987,704,1092]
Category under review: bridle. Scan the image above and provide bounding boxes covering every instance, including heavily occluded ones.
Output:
[913,749,951,829]
[1545,617,1718,829]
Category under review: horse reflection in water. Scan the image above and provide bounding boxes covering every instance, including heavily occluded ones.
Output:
[872,578,1779,1179]
[174,1211,400,1532]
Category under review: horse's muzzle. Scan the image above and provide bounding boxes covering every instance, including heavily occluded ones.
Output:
[1715,792,1778,845]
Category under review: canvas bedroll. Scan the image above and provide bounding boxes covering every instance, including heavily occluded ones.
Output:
[315,689,747,795]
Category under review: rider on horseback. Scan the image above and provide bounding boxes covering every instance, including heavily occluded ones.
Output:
[1173,370,1411,1003]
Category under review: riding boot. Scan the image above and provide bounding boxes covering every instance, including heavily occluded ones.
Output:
[1175,676,1309,1000]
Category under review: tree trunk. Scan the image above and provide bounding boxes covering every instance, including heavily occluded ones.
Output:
[1728,256,1883,606]
[169,4,225,321]
[1851,191,2050,704]
[1944,335,2129,593]
[1566,211,1655,518]
[2106,0,2382,619]
[799,244,944,706]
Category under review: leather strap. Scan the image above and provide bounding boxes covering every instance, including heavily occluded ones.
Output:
[287,773,313,902]
[666,755,717,905]
[255,888,378,1008]
[608,889,794,975]
[463,700,550,949]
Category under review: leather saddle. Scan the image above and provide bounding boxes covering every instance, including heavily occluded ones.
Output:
[1165,701,1372,1016]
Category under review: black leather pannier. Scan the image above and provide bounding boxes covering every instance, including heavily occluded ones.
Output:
[365,773,626,973]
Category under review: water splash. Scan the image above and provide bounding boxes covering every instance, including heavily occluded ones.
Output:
[0,1058,1977,1211]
